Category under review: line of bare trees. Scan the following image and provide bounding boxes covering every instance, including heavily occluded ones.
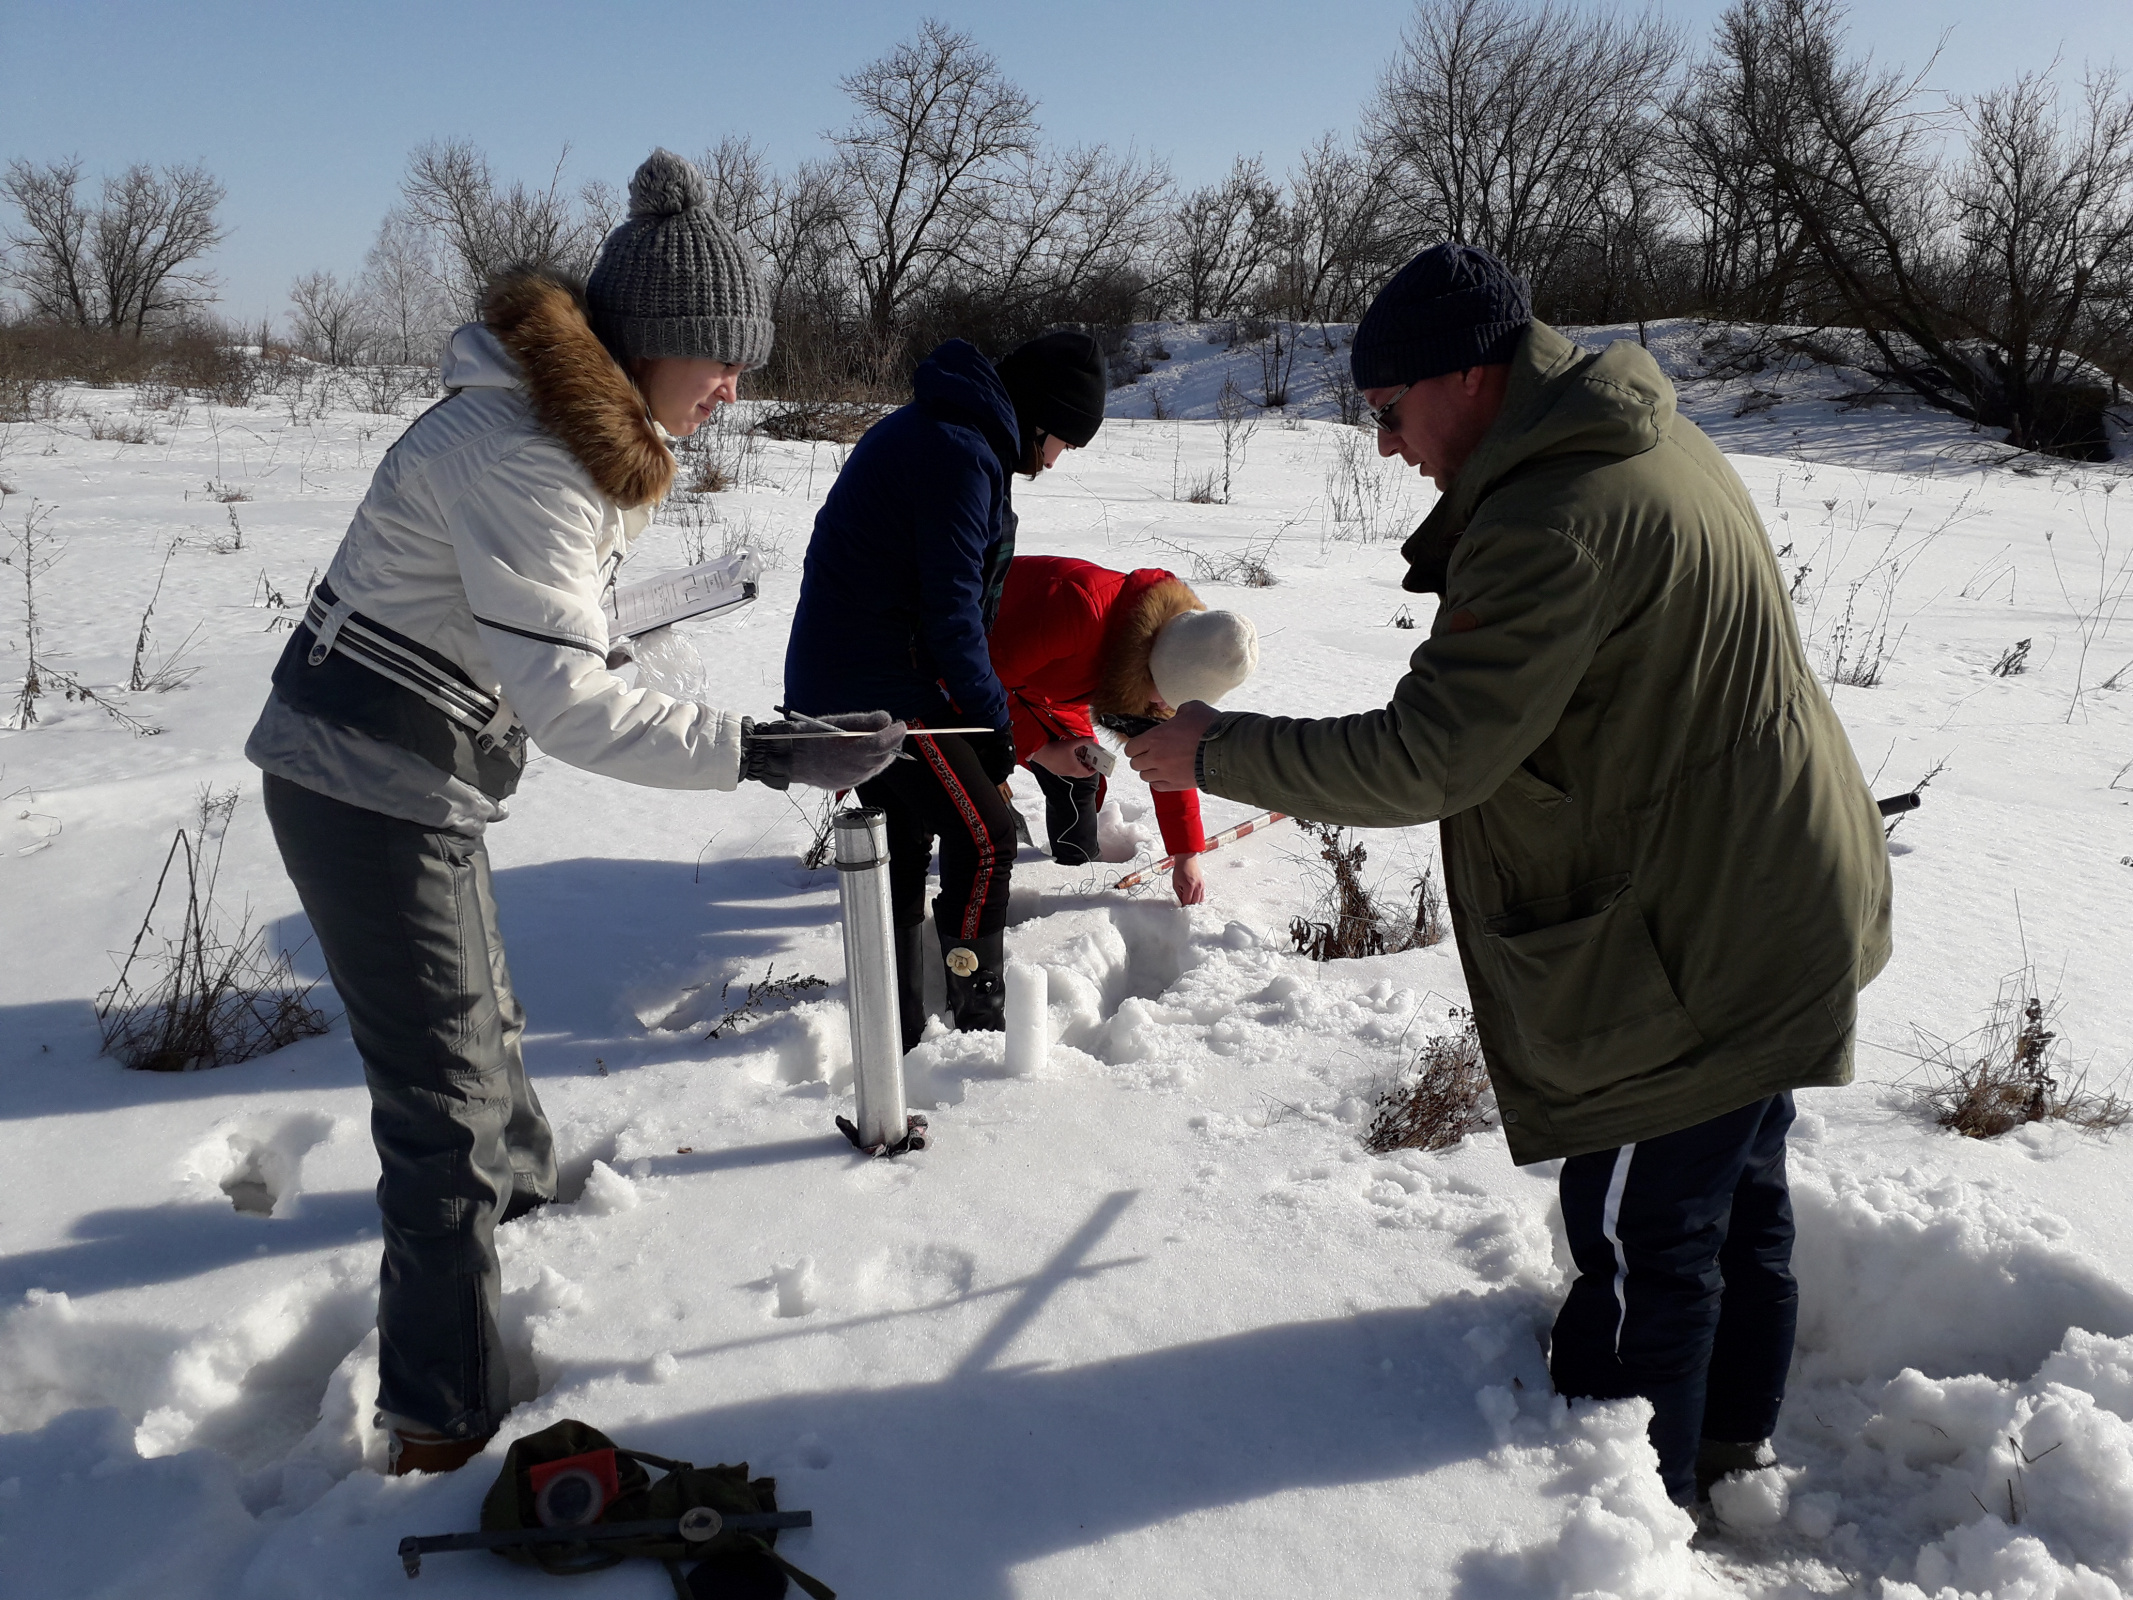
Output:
[8,2,2132,457]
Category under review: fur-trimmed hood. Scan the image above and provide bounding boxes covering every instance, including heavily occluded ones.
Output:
[1094,572,1203,717]
[476,269,674,509]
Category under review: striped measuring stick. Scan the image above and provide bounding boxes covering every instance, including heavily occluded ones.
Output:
[1111,811,1292,890]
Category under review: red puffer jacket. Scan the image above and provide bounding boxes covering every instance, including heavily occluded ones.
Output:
[989,555,1207,856]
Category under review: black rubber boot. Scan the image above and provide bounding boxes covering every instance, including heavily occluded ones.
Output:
[1695,1437,1776,1502]
[938,926,1006,1033]
[894,921,927,1053]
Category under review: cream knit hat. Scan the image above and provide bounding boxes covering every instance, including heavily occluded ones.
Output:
[1148,610,1259,708]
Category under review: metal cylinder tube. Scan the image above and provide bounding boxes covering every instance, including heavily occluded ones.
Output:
[834,807,908,1150]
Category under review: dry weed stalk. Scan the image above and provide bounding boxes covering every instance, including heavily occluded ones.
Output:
[1914,968,2128,1140]
[1289,822,1446,960]
[707,965,830,1040]
[96,790,327,1071]
[1363,1008,1494,1154]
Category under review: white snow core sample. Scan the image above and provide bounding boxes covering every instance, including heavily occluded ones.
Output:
[1007,961,1047,1076]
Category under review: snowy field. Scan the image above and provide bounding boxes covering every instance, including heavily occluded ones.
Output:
[2,325,2132,1598]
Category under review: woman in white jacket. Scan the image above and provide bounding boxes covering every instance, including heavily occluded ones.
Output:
[246,151,899,1475]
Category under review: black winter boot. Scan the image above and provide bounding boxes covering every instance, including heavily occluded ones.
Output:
[938,926,1006,1033]
[894,921,927,1054]
[1695,1437,1776,1502]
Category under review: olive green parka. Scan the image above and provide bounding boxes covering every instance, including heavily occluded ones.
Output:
[1198,322,1891,1163]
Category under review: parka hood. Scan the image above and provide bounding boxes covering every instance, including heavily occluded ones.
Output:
[1402,321,1677,593]
[913,339,1023,465]
[441,322,522,391]
[468,268,675,509]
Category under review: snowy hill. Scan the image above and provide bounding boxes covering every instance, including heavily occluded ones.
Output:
[1109,316,2132,472]
[2,345,2132,1598]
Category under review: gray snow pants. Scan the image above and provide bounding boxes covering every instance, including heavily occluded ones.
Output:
[262,773,555,1440]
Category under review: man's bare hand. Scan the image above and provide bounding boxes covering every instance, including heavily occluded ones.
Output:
[1127,701,1218,792]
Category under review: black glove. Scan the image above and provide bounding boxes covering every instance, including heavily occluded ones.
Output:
[968,727,1017,786]
[742,712,906,792]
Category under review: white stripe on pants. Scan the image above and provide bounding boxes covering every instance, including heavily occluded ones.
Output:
[1602,1142,1638,1352]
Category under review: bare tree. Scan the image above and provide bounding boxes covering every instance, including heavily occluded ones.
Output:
[830,20,1039,344]
[358,208,454,366]
[701,135,783,256]
[92,163,227,334]
[399,140,613,314]
[1363,0,1681,308]
[1273,134,1397,322]
[286,269,373,365]
[2,157,96,325]
[1161,156,1286,321]
[2,158,224,334]
[978,143,1172,326]
[1944,69,2133,448]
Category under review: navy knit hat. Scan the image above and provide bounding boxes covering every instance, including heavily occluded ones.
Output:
[995,330,1108,448]
[1350,244,1531,391]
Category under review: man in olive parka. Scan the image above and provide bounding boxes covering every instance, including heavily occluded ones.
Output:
[1129,244,1891,1508]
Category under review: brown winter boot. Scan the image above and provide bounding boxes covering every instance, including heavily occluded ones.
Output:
[389,1428,495,1476]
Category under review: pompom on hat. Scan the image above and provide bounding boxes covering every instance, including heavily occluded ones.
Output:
[586,149,774,369]
[1149,609,1259,709]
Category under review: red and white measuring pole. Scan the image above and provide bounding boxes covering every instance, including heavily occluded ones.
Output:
[1110,810,1292,890]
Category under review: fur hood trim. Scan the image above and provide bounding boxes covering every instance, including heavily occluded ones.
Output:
[1094,574,1204,716]
[482,269,674,509]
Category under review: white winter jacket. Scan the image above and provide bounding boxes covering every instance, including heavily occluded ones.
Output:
[248,272,743,829]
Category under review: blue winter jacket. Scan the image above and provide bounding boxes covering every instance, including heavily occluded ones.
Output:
[783,340,1018,731]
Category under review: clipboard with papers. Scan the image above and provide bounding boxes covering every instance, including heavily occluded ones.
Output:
[603,548,760,641]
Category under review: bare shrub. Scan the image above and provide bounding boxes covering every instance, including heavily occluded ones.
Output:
[1362,1008,1494,1154]
[1325,426,1414,542]
[1912,969,2127,1139]
[97,791,328,1071]
[676,408,763,491]
[7,496,157,734]
[87,414,158,445]
[799,792,838,871]
[755,401,886,444]
[350,362,432,416]
[1992,637,2033,676]
[1290,822,1446,960]
[1166,531,1280,587]
[1256,323,1300,408]
[129,542,201,691]
[706,965,830,1040]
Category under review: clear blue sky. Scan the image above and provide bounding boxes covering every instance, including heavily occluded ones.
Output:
[5,0,2129,324]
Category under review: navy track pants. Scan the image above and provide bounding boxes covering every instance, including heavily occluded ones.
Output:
[857,730,1015,941]
[1551,1092,1798,1505]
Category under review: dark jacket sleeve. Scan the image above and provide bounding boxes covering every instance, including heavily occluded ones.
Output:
[1198,516,1612,827]
[913,436,1010,731]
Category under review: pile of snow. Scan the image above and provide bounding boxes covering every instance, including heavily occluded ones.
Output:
[1,342,2130,1596]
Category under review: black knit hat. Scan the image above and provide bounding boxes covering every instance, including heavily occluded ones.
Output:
[995,330,1108,449]
[1350,243,1531,391]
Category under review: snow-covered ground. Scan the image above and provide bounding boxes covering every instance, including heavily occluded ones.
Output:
[2,330,2131,1599]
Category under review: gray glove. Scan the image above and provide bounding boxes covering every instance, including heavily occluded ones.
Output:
[741,711,906,791]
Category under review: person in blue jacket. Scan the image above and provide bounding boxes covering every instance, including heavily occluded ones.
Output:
[785,330,1106,1047]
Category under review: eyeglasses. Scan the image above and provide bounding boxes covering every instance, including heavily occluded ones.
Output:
[1370,383,1412,434]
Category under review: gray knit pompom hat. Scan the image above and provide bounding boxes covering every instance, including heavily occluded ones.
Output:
[586,149,774,368]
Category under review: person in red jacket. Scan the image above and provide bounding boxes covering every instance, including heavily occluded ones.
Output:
[991,555,1258,905]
